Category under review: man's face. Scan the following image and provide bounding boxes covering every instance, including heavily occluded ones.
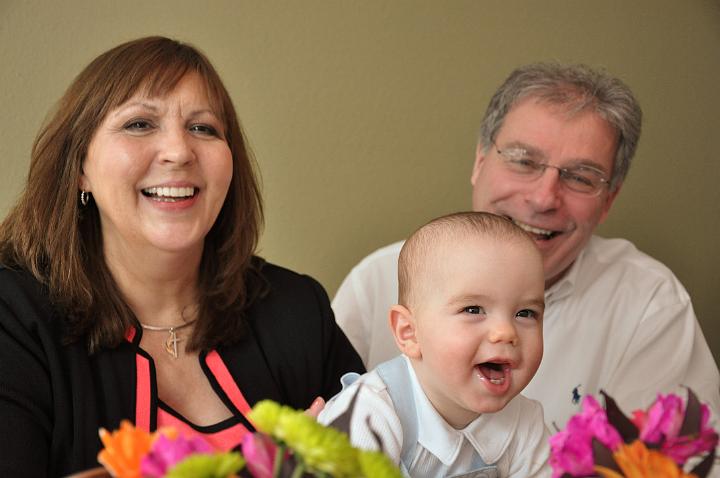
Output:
[471,98,620,287]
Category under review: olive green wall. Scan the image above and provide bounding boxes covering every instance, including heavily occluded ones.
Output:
[1,1,718,364]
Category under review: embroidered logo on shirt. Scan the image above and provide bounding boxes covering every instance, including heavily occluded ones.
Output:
[572,385,582,405]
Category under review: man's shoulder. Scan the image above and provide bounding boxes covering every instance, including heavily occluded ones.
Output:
[563,235,692,315]
[582,236,683,287]
[350,240,404,273]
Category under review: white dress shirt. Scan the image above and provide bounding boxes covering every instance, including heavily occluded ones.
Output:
[318,355,550,477]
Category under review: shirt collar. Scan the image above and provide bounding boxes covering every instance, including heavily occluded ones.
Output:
[403,356,514,466]
[545,242,588,305]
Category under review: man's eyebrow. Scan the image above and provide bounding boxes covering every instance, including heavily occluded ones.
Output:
[502,140,609,174]
[501,141,547,159]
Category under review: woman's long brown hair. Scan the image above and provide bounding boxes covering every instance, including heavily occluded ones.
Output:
[0,36,264,352]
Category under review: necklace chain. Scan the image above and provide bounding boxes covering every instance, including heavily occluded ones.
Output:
[139,319,197,359]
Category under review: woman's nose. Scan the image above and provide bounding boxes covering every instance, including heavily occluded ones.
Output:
[157,128,195,166]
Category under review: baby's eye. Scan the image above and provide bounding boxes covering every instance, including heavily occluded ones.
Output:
[462,306,485,315]
[516,309,539,320]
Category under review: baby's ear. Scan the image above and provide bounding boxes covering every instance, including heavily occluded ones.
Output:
[389,304,421,359]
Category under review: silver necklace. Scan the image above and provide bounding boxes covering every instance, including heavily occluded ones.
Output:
[139,319,197,359]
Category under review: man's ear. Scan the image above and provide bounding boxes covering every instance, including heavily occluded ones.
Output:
[389,304,421,359]
[598,181,622,225]
[470,142,488,187]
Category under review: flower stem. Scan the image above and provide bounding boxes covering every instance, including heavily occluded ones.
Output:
[273,444,286,478]
[290,463,306,478]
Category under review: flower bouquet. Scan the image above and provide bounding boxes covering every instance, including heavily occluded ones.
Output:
[94,400,401,478]
[549,388,718,477]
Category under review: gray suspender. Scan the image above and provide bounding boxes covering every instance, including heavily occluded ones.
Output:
[376,356,498,478]
[376,356,421,472]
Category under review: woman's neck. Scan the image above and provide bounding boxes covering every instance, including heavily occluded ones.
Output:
[103,243,202,328]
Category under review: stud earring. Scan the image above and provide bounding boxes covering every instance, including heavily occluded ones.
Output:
[80,190,90,206]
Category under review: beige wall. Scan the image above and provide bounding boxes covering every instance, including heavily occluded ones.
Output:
[1,0,718,364]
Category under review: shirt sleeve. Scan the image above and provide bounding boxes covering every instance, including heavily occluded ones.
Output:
[604,290,720,421]
[332,268,372,366]
[318,377,403,465]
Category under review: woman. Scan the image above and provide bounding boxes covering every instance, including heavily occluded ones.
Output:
[0,36,363,476]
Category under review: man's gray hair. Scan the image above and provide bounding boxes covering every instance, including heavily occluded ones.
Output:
[479,63,642,190]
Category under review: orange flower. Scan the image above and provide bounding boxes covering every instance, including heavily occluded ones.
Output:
[595,440,698,478]
[97,421,176,478]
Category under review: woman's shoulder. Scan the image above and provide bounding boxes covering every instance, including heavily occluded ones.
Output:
[0,264,62,344]
[0,265,53,316]
[251,257,328,302]
[254,257,320,285]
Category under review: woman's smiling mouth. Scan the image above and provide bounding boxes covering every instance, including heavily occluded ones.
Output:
[141,186,197,202]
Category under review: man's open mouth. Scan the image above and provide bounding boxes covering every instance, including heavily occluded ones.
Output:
[509,218,561,241]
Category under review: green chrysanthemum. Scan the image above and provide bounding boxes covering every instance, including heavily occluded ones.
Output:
[165,452,245,478]
[249,400,289,435]
[357,450,403,478]
[273,408,361,477]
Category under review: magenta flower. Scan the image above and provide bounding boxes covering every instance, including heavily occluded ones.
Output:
[634,393,684,444]
[549,395,623,478]
[140,433,213,478]
[661,403,719,465]
[631,393,719,466]
[241,432,277,478]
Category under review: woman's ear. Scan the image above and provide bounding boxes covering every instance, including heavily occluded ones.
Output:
[389,304,421,359]
[78,173,90,192]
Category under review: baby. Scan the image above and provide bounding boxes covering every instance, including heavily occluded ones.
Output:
[320,212,550,477]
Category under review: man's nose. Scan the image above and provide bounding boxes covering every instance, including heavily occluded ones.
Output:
[525,167,563,212]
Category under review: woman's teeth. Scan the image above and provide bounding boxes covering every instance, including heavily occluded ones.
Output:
[142,186,195,202]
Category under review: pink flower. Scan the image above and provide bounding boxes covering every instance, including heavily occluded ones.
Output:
[661,404,719,465]
[549,396,622,478]
[631,393,719,466]
[241,432,277,478]
[140,433,213,477]
[634,393,684,444]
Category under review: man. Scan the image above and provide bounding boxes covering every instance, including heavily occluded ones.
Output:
[332,63,720,429]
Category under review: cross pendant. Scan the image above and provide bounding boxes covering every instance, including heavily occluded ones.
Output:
[164,328,181,359]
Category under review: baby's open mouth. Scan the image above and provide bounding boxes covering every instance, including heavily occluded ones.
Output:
[476,362,510,385]
[142,186,197,202]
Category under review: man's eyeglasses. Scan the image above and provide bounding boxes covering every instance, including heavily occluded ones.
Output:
[493,144,611,196]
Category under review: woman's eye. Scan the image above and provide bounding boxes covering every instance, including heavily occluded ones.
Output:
[190,124,219,136]
[516,309,538,320]
[124,120,152,131]
[463,306,484,315]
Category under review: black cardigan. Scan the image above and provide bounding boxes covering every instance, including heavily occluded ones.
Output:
[0,261,364,477]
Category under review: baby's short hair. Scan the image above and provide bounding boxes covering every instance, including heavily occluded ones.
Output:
[398,212,536,307]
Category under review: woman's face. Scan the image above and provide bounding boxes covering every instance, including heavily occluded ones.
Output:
[80,73,233,260]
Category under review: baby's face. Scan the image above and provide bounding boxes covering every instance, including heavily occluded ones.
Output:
[411,236,544,428]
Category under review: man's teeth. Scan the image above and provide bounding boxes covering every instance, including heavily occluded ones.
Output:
[512,220,554,237]
[489,377,505,385]
[143,186,195,200]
